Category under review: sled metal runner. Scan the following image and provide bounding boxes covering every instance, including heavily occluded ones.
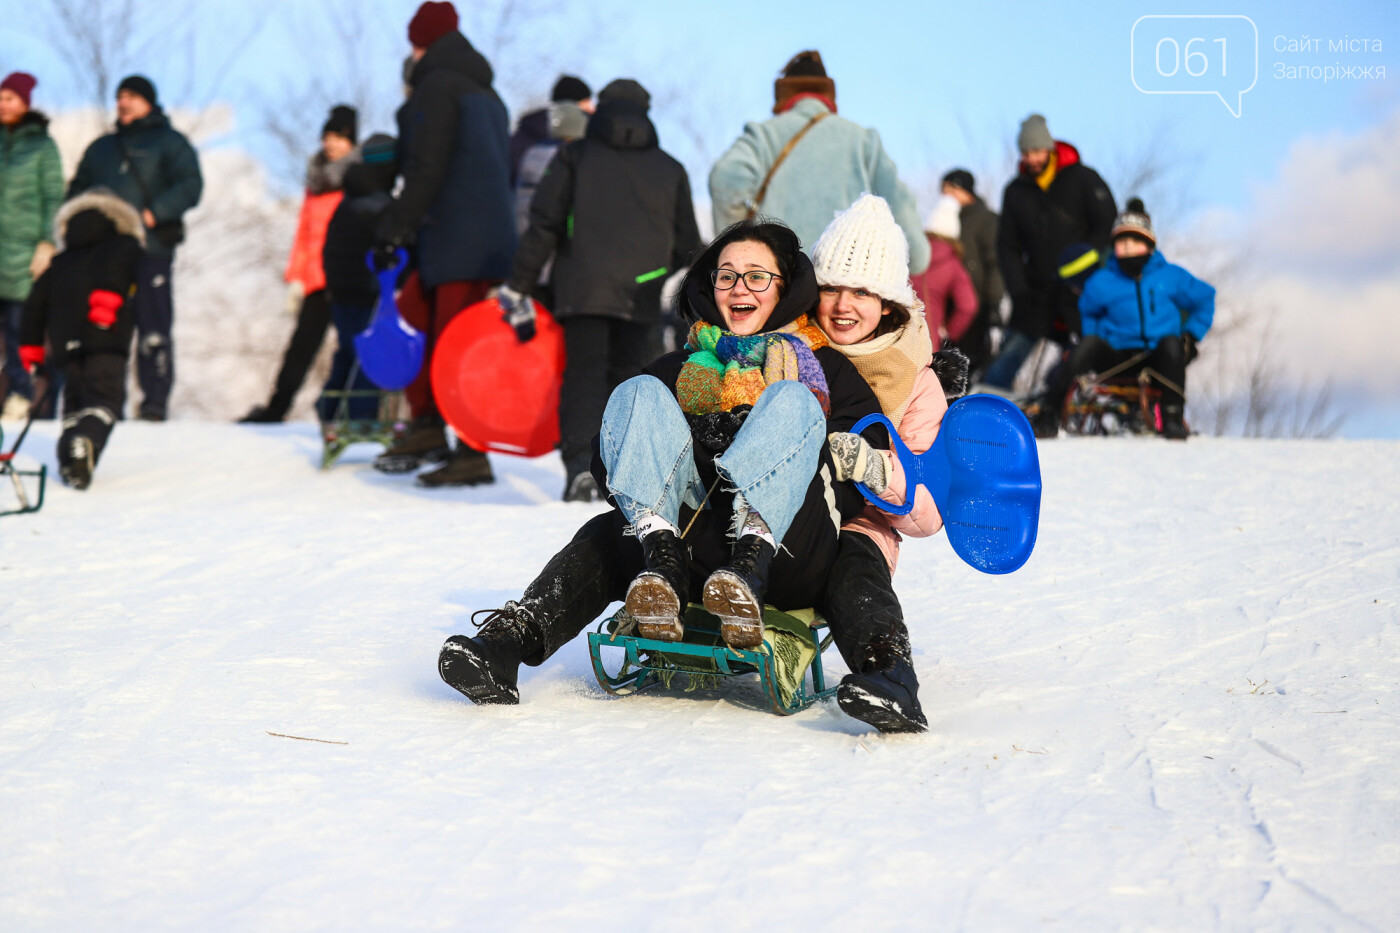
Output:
[1,399,49,517]
[319,359,405,469]
[588,605,837,716]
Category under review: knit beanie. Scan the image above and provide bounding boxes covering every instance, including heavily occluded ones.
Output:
[598,78,650,110]
[1057,242,1100,291]
[924,195,961,239]
[1,72,36,108]
[321,104,358,142]
[941,168,975,193]
[408,1,458,49]
[551,75,591,103]
[774,50,836,113]
[1111,197,1156,246]
[117,74,158,107]
[812,194,919,310]
[1017,113,1053,153]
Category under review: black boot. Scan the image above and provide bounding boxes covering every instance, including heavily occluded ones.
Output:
[238,405,283,424]
[702,534,775,648]
[1161,404,1188,440]
[625,529,690,642]
[837,638,927,734]
[59,434,95,491]
[1030,398,1060,439]
[438,602,543,705]
[374,415,450,473]
[417,445,494,487]
[563,472,601,503]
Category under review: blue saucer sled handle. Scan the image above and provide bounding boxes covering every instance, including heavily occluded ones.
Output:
[852,393,1043,574]
[354,249,425,391]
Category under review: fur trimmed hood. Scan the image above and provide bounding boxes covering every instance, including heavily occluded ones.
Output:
[54,189,146,251]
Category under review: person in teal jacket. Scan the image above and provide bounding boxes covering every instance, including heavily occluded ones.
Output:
[1033,199,1214,440]
[67,75,203,421]
[0,72,63,420]
[709,50,929,274]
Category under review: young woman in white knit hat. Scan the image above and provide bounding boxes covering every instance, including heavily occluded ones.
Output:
[809,193,971,733]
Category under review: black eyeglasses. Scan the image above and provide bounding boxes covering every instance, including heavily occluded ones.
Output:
[711,269,783,292]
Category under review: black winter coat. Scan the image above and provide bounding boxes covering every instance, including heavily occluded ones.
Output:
[323,160,397,308]
[508,108,550,184]
[379,31,516,289]
[959,195,1004,310]
[67,109,203,258]
[590,246,884,611]
[506,98,702,323]
[997,141,1115,339]
[21,191,144,365]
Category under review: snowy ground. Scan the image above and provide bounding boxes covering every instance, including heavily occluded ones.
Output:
[2,421,1398,931]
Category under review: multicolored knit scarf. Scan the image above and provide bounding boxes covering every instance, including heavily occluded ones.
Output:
[675,315,831,416]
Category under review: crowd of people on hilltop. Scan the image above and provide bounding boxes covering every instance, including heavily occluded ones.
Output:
[2,2,1220,729]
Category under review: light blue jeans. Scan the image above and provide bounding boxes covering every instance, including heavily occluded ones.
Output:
[599,376,826,544]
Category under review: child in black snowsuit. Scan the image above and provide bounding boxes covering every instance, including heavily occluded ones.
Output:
[317,133,398,422]
[19,189,144,490]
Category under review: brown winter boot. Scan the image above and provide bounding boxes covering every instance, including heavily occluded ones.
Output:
[702,533,776,649]
[416,445,494,487]
[374,415,451,473]
[624,528,690,642]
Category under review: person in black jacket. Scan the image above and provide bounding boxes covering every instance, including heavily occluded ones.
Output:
[317,134,398,423]
[437,220,885,706]
[940,168,1004,376]
[498,78,702,502]
[371,2,517,487]
[67,75,203,422]
[18,190,144,489]
[982,113,1115,392]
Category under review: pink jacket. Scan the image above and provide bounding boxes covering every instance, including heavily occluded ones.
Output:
[842,366,948,573]
[911,236,977,342]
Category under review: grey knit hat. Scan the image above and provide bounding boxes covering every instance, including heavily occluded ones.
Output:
[1017,113,1054,154]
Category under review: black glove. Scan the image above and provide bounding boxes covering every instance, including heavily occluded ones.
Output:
[371,240,401,272]
[931,340,971,401]
[498,284,537,342]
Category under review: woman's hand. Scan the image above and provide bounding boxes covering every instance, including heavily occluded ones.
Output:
[828,432,888,493]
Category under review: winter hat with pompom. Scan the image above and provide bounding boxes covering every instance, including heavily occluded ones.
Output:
[1111,197,1156,246]
[812,193,919,310]
[924,194,961,239]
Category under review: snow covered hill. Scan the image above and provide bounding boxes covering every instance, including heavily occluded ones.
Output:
[2,422,1397,931]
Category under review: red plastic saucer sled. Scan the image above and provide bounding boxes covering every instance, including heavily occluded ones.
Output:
[431,297,565,458]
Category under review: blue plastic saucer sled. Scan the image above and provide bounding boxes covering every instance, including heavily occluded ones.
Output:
[852,393,1042,574]
[354,249,425,391]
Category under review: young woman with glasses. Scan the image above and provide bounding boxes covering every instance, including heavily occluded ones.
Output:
[438,219,887,706]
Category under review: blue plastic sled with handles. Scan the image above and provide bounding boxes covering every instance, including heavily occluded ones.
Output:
[354,249,425,391]
[852,393,1042,575]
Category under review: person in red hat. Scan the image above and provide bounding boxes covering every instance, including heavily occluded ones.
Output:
[371,1,517,487]
[0,71,62,422]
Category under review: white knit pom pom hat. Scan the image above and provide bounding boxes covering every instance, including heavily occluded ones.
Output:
[925,194,961,239]
[811,193,919,310]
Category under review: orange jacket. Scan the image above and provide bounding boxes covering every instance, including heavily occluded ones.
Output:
[284,189,343,293]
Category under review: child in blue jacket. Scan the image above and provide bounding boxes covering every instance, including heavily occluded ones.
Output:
[1032,199,1214,439]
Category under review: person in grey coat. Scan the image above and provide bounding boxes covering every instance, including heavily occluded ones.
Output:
[709,50,928,273]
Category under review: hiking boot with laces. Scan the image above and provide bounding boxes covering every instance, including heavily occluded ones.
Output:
[60,435,96,491]
[624,529,690,642]
[374,415,450,473]
[416,446,494,487]
[838,638,927,734]
[702,534,776,649]
[438,602,543,705]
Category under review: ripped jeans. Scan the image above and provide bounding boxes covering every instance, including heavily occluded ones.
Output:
[598,376,826,545]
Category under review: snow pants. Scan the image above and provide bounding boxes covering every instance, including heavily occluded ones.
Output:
[265,288,332,419]
[1044,335,1188,415]
[818,531,914,672]
[59,352,126,469]
[133,254,174,420]
[558,315,657,482]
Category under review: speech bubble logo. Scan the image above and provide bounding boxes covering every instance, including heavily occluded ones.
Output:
[1131,15,1258,117]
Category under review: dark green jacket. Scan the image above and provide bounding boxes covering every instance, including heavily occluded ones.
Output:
[0,111,64,301]
[67,108,203,257]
